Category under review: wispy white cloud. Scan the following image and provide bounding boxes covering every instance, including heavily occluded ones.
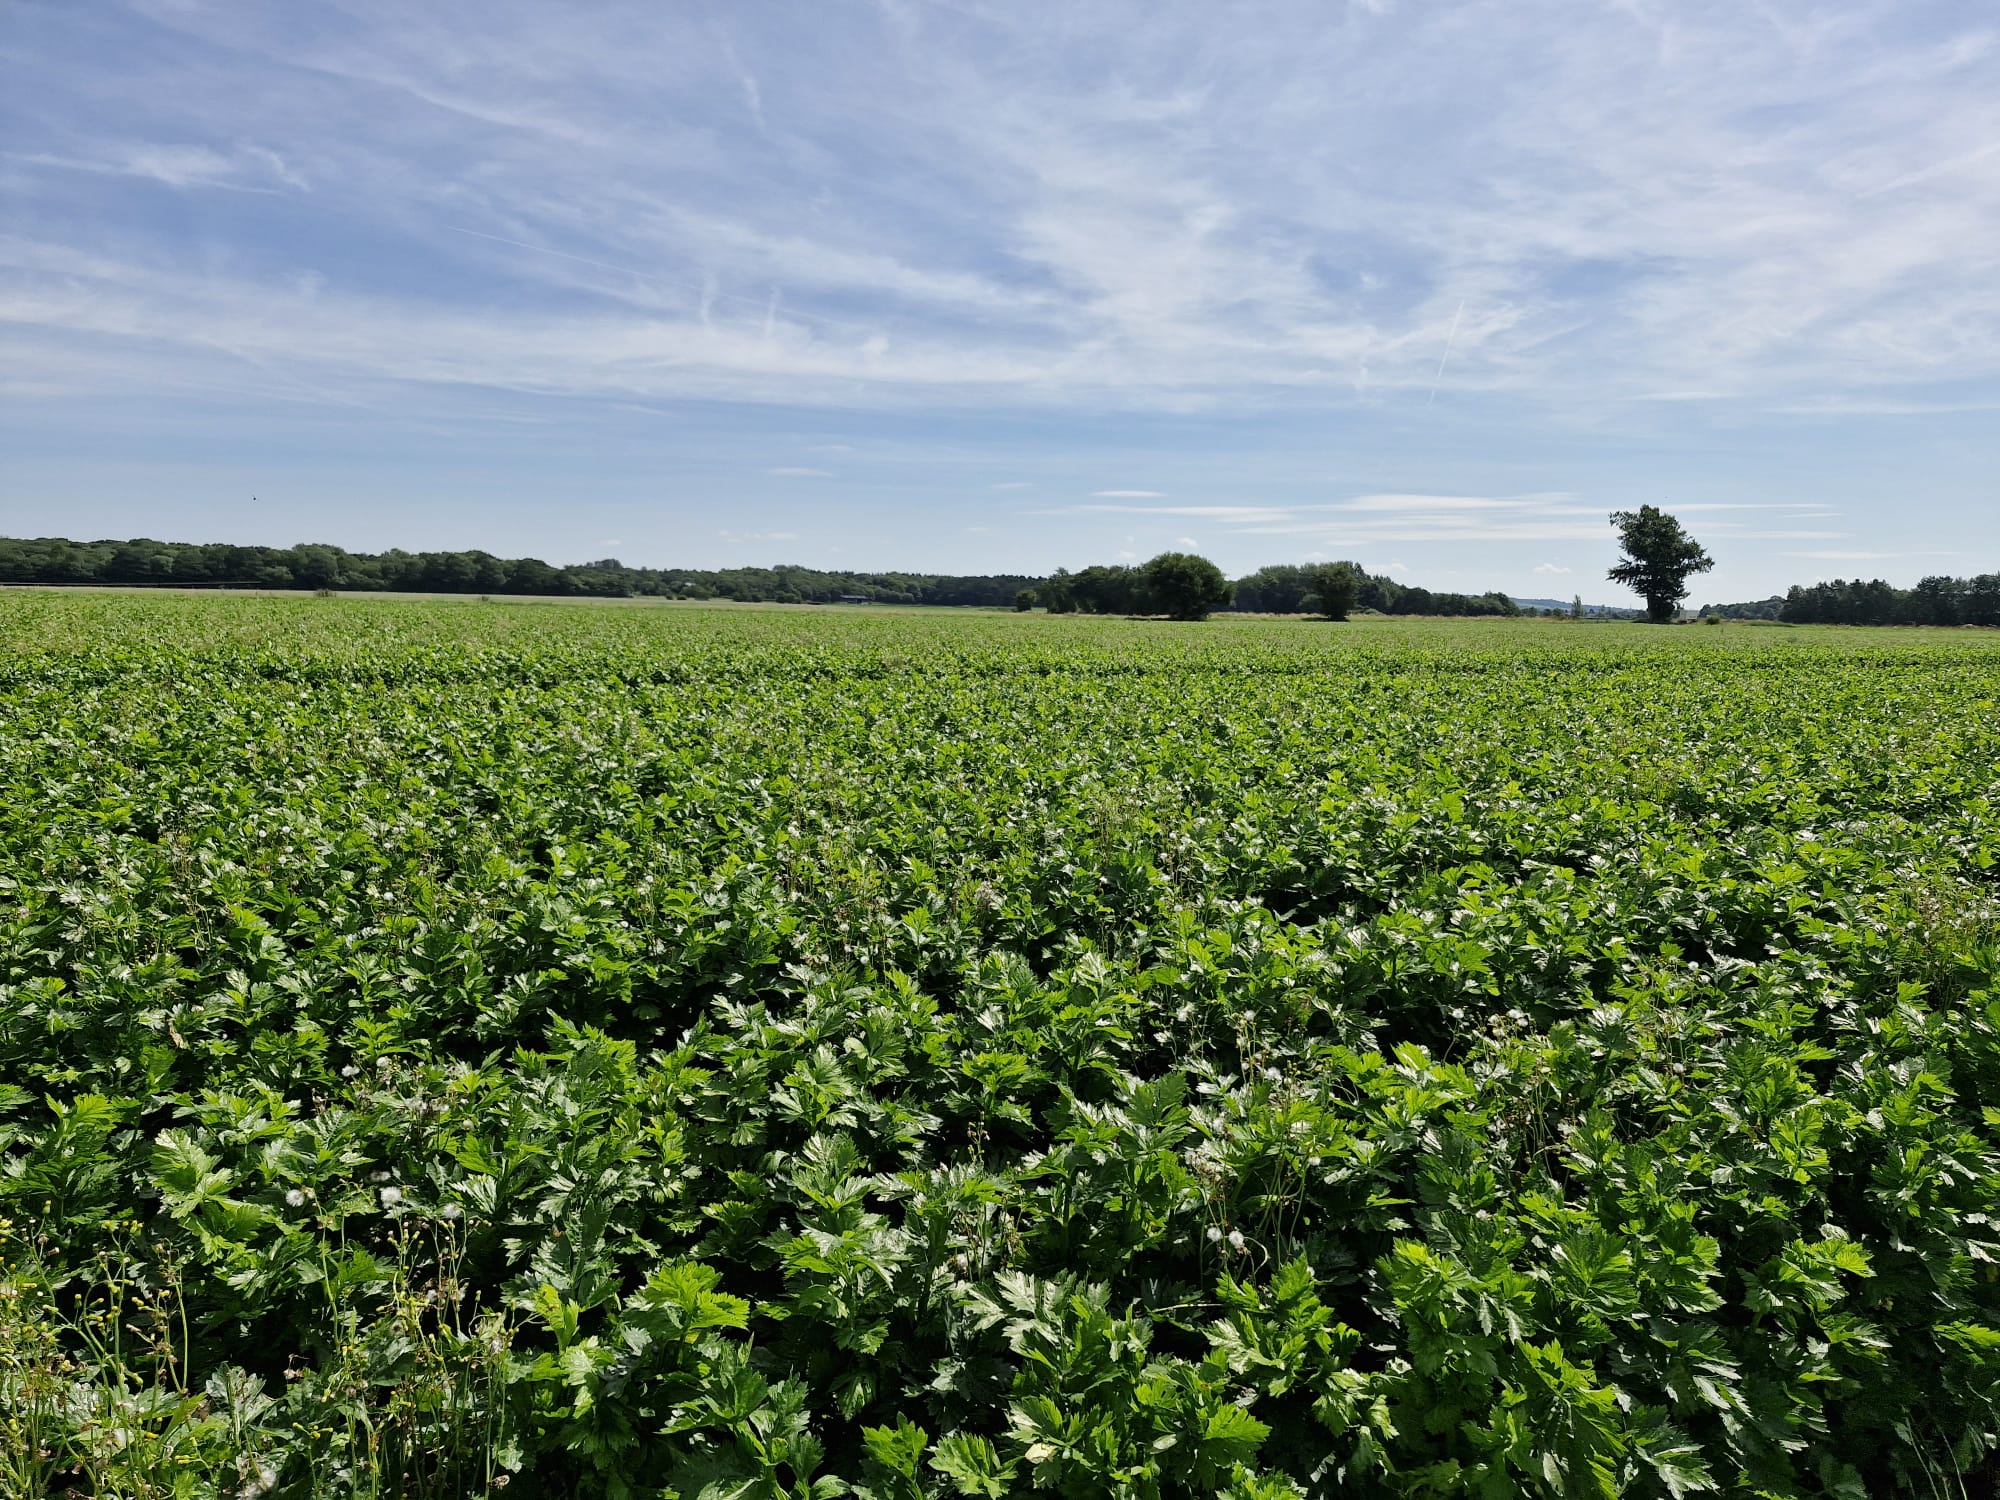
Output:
[0,0,1994,594]
[1339,494,1550,513]
[1780,548,1954,560]
[6,0,1995,418]
[1534,562,1572,574]
[767,467,832,477]
[6,142,307,193]
[1046,489,1858,547]
[1075,503,1286,519]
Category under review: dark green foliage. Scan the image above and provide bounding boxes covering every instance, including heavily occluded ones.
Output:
[1309,564,1360,622]
[1608,507,1716,623]
[1065,564,1147,615]
[1698,597,1785,622]
[0,534,1536,622]
[0,535,1042,607]
[1232,562,1518,619]
[0,596,1996,1498]
[1142,552,1234,621]
[1777,573,2000,626]
[1231,564,1321,614]
[1040,569,1077,613]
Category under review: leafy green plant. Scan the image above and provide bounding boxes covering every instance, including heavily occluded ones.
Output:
[0,592,1995,1496]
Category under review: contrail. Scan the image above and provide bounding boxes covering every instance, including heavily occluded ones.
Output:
[1427,299,1465,405]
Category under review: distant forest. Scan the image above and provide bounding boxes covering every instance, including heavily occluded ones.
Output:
[1225,562,1519,617]
[0,535,1524,616]
[0,535,1037,607]
[1701,573,2000,626]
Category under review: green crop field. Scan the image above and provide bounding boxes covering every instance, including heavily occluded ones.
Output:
[2,591,1996,1500]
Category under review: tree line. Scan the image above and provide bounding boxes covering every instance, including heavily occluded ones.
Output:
[1023,555,1520,621]
[1,534,1530,618]
[1227,561,1518,617]
[16,531,1983,628]
[1025,552,1235,620]
[1698,574,2000,626]
[0,536,1038,607]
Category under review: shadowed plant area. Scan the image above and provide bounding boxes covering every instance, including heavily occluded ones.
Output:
[1,593,1997,1499]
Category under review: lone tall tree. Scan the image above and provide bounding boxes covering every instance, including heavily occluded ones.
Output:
[1608,506,1713,622]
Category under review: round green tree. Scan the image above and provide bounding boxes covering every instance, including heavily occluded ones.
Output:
[1141,552,1233,621]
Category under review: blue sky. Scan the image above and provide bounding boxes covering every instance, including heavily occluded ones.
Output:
[2,0,1996,602]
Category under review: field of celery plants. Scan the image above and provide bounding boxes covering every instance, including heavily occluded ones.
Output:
[1,590,1997,1500]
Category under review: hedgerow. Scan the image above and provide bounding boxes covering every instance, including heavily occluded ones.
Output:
[0,595,1995,1498]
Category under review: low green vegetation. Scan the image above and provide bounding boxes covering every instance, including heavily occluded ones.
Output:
[2,593,1996,1498]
